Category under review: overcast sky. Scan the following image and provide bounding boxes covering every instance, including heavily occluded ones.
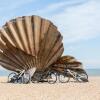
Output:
[0,0,100,70]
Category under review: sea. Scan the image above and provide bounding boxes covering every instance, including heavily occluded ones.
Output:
[0,69,100,76]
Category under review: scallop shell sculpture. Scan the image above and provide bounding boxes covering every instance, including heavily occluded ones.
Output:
[51,55,84,73]
[0,15,64,72]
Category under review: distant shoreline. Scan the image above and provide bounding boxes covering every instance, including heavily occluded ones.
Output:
[86,69,100,76]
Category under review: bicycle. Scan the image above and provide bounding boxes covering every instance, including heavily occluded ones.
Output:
[32,69,57,84]
[8,70,30,84]
[58,68,88,83]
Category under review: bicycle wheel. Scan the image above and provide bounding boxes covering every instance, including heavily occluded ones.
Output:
[47,72,57,84]
[22,73,30,84]
[31,78,39,83]
[76,72,88,82]
[59,74,70,83]
[31,72,42,83]
[8,72,17,83]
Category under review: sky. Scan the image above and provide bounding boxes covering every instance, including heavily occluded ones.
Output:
[0,0,100,70]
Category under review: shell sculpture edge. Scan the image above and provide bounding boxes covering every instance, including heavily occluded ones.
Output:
[0,15,64,72]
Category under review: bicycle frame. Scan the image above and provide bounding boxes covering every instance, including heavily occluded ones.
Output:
[66,69,78,78]
[17,70,25,78]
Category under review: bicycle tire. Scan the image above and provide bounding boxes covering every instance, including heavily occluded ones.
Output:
[47,72,57,84]
[22,73,30,84]
[75,72,88,82]
[58,74,70,83]
[8,72,17,83]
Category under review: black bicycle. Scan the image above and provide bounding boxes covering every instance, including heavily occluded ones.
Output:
[32,69,57,84]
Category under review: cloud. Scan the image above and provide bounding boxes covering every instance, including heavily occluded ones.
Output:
[0,0,38,26]
[0,0,34,12]
[50,0,100,44]
[31,0,87,17]
[35,0,86,15]
[32,0,100,44]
